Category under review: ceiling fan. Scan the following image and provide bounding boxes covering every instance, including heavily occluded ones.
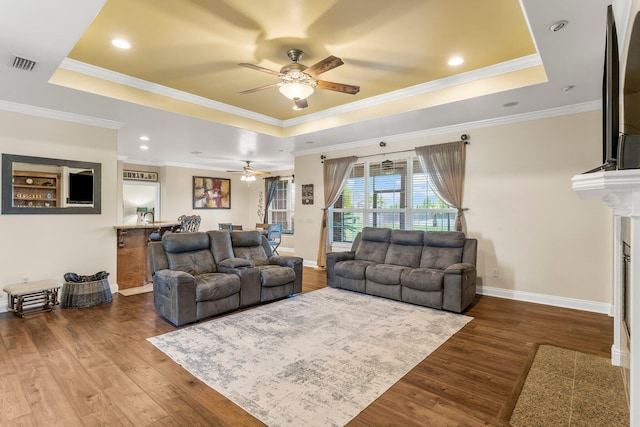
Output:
[238,49,360,110]
[227,161,270,182]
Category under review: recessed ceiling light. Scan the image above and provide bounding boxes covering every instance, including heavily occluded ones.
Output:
[139,145,149,150]
[305,141,314,144]
[112,39,131,49]
[503,101,519,107]
[190,151,203,155]
[139,135,150,141]
[448,57,464,66]
[562,85,575,92]
[549,20,568,32]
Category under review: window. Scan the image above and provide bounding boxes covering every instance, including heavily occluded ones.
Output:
[329,158,456,243]
[267,178,295,233]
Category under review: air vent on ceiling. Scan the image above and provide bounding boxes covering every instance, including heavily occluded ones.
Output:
[10,55,37,71]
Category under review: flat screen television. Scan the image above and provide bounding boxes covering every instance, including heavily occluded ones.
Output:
[68,172,93,204]
[601,4,620,171]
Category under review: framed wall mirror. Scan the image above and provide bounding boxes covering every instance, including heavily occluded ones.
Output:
[2,153,101,214]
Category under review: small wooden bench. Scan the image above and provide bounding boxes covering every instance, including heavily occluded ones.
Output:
[3,280,62,317]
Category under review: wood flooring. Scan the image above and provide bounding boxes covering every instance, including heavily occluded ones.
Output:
[0,267,613,426]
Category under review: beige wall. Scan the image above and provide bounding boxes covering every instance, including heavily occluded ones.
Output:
[294,110,613,304]
[0,110,118,289]
[158,166,253,231]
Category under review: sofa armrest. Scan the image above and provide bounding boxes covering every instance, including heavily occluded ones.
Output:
[444,262,476,275]
[152,269,197,326]
[269,255,302,269]
[268,256,303,294]
[442,263,477,313]
[216,265,261,307]
[326,251,355,288]
[218,257,253,268]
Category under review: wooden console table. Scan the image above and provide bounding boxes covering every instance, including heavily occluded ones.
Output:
[114,223,178,290]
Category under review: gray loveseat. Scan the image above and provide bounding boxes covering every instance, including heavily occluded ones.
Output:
[148,230,303,326]
[326,227,477,313]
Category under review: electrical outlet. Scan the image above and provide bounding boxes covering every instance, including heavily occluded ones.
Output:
[491,268,499,278]
[22,277,28,284]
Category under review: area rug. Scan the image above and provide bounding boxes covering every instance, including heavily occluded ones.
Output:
[510,345,629,427]
[148,287,472,427]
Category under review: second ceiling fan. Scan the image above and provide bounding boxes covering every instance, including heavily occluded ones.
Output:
[238,49,360,110]
[227,160,270,182]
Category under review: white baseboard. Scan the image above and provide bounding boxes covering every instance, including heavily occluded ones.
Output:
[477,285,613,314]
[611,344,630,367]
[303,259,319,268]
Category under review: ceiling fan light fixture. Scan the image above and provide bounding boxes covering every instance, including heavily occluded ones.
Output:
[279,82,314,100]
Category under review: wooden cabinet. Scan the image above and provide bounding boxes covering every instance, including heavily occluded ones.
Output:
[12,171,61,208]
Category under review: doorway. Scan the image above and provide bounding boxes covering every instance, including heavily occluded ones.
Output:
[122,181,160,225]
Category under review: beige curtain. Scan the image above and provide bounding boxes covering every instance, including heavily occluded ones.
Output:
[415,141,467,232]
[316,156,357,268]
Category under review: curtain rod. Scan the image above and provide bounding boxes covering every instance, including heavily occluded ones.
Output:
[320,135,470,163]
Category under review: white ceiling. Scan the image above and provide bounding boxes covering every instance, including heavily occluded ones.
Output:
[0,0,615,173]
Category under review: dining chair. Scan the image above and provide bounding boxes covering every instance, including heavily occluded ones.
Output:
[255,223,269,230]
[232,224,243,230]
[218,223,232,230]
[178,215,201,232]
[267,224,283,255]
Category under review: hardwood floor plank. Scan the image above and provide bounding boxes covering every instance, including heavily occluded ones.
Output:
[0,267,616,426]
[0,373,31,421]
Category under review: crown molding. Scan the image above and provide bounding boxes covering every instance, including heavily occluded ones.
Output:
[0,99,124,129]
[60,58,283,127]
[60,55,542,131]
[283,54,543,128]
[293,100,600,157]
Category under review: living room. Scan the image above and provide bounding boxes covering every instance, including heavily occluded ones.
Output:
[0,0,637,425]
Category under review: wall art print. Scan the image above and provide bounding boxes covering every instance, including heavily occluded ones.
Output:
[193,176,230,209]
[302,184,314,205]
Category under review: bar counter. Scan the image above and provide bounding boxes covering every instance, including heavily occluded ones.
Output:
[114,222,179,290]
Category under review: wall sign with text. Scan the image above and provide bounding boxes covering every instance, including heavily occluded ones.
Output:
[123,170,158,182]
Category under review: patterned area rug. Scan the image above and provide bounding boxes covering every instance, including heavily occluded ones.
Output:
[510,345,629,426]
[148,287,472,427]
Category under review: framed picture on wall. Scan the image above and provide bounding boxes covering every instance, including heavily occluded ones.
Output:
[302,184,314,205]
[193,176,231,209]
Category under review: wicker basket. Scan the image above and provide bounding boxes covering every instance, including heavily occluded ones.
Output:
[61,278,112,308]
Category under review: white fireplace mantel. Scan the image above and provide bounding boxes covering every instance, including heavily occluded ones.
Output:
[572,169,639,426]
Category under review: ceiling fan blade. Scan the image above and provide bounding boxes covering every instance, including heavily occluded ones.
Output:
[238,63,282,76]
[237,82,280,95]
[252,170,271,176]
[305,55,344,77]
[316,80,360,95]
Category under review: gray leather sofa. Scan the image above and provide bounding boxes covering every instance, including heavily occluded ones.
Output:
[148,230,302,326]
[326,227,477,313]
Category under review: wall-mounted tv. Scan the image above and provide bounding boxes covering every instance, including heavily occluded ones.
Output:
[602,4,619,170]
[68,172,93,204]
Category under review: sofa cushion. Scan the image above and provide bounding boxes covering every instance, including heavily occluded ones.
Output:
[355,227,391,263]
[166,250,216,276]
[335,260,376,280]
[401,268,444,291]
[420,247,463,270]
[234,246,270,265]
[384,230,424,267]
[424,231,466,248]
[259,266,296,287]
[366,263,408,285]
[163,232,210,253]
[195,273,241,302]
[230,230,263,247]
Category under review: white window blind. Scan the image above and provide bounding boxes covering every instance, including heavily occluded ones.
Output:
[329,157,456,243]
